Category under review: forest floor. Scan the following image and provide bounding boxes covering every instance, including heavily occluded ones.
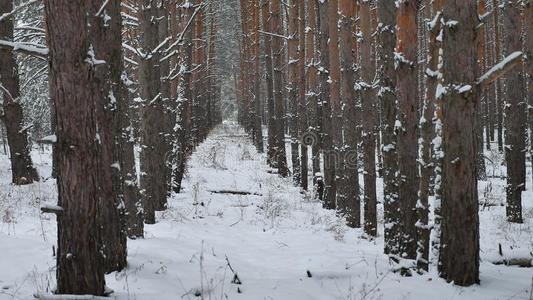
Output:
[0,121,532,300]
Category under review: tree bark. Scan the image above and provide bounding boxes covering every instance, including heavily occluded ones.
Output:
[503,0,525,223]
[359,0,377,236]
[377,0,399,254]
[438,0,480,286]
[0,0,39,185]
[395,0,419,262]
[271,0,289,177]
[318,0,335,209]
[305,0,322,196]
[43,0,106,294]
[297,0,308,190]
[338,0,359,227]
[251,0,264,153]
[139,0,166,224]
[87,0,128,273]
[288,0,301,185]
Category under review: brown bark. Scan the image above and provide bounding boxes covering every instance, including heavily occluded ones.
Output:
[338,0,359,227]
[494,4,504,152]
[328,0,342,212]
[87,0,128,273]
[305,0,322,195]
[288,0,301,184]
[318,0,335,209]
[359,0,377,236]
[262,0,277,168]
[0,0,39,185]
[439,0,480,286]
[527,0,533,188]
[476,0,487,181]
[139,0,166,224]
[262,1,277,164]
[173,0,195,194]
[417,0,443,272]
[503,0,525,223]
[43,0,106,294]
[297,0,308,190]
[377,0,399,254]
[395,0,419,261]
[272,0,289,177]
[251,0,264,153]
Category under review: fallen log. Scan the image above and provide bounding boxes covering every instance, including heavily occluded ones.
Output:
[208,190,262,197]
[491,258,532,268]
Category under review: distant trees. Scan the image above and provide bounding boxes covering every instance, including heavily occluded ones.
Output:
[39,0,222,295]
[234,0,526,286]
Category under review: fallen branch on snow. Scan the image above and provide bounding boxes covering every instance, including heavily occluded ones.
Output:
[208,190,262,197]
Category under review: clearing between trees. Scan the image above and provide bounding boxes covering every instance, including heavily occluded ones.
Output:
[0,122,531,300]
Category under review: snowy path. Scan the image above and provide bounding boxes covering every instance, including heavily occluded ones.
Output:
[0,122,532,300]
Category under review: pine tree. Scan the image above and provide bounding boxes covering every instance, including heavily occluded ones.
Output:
[438,0,480,286]
[503,0,526,223]
[0,0,39,185]
[43,0,106,294]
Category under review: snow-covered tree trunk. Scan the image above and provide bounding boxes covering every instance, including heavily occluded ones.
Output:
[271,0,289,177]
[327,0,342,211]
[139,0,166,224]
[251,0,264,153]
[377,0,400,256]
[395,0,419,264]
[288,0,301,185]
[338,0,359,228]
[359,0,377,237]
[43,0,106,294]
[317,0,334,208]
[527,0,533,187]
[172,0,195,194]
[262,0,277,168]
[86,0,128,273]
[0,0,39,185]
[503,0,525,223]
[438,0,480,286]
[305,0,322,197]
[297,0,308,190]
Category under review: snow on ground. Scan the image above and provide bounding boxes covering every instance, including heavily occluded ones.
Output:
[0,122,532,300]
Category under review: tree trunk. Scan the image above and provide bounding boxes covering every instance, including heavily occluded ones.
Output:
[87,0,128,273]
[338,0,359,227]
[359,0,377,236]
[173,0,195,194]
[288,0,301,185]
[262,0,277,168]
[318,0,335,209]
[297,0,308,190]
[417,0,443,272]
[377,0,399,254]
[305,0,322,197]
[251,0,264,153]
[0,0,39,185]
[438,0,480,286]
[271,0,289,177]
[527,0,533,189]
[43,0,106,294]
[503,0,525,223]
[395,0,419,262]
[139,0,166,224]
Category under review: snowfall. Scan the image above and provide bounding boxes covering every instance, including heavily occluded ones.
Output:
[0,122,531,300]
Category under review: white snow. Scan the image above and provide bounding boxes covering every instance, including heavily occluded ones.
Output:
[0,122,531,299]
